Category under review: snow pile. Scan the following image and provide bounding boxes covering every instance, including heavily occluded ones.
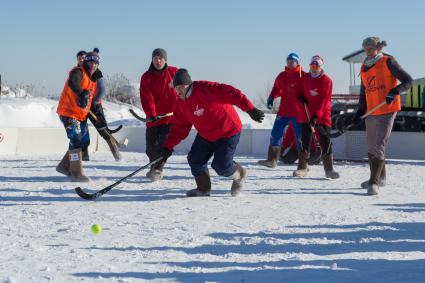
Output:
[0,84,31,98]
[0,97,275,128]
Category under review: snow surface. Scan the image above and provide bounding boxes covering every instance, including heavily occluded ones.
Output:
[1,152,425,282]
[0,97,276,129]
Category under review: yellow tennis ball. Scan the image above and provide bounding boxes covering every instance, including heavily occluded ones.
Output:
[91,224,102,234]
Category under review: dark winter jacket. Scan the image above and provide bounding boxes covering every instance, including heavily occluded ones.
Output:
[163,81,255,149]
[140,63,178,128]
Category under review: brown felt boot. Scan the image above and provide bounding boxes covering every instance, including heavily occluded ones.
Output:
[361,153,386,188]
[258,146,281,168]
[146,161,165,182]
[323,153,340,179]
[186,173,211,197]
[106,138,122,162]
[56,151,70,176]
[366,157,385,195]
[293,150,309,177]
[230,163,247,197]
[69,148,91,182]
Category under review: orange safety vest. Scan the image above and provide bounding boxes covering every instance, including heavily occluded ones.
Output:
[360,56,400,115]
[57,66,97,121]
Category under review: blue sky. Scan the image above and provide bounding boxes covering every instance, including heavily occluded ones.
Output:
[1,0,424,99]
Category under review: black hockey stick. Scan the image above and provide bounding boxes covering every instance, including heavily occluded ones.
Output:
[327,101,387,138]
[107,124,123,134]
[89,111,127,148]
[129,109,173,122]
[75,157,163,200]
[303,103,322,164]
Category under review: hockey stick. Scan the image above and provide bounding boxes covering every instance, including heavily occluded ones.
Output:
[107,124,123,134]
[303,103,322,164]
[129,109,173,122]
[89,111,128,148]
[327,101,387,138]
[75,157,163,200]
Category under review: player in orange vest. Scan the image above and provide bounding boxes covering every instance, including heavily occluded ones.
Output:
[355,37,412,195]
[56,52,100,182]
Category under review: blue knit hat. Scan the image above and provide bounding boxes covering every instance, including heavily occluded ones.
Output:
[286,52,300,64]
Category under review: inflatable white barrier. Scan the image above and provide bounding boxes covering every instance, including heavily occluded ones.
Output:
[1,127,425,160]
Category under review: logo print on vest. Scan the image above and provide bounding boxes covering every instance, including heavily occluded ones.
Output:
[366,76,385,92]
[309,88,319,97]
[194,105,204,117]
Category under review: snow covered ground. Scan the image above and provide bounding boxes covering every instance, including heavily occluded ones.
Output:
[1,152,425,283]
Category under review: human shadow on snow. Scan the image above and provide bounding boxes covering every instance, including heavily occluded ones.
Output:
[73,221,425,283]
[375,203,425,213]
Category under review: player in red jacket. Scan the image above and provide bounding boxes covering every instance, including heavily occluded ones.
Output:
[139,48,178,181]
[293,55,339,179]
[258,52,304,168]
[160,69,265,197]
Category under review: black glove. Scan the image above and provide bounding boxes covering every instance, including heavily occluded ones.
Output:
[308,114,318,128]
[247,108,265,123]
[159,147,173,162]
[353,109,365,124]
[78,90,90,108]
[297,95,308,105]
[386,89,398,104]
[149,116,160,122]
[266,96,274,110]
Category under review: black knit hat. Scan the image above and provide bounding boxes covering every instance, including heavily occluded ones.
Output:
[173,69,192,86]
[152,48,167,61]
[76,50,87,57]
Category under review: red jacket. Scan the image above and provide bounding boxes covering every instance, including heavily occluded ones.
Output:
[298,72,333,127]
[164,81,255,149]
[140,64,178,128]
[270,66,305,117]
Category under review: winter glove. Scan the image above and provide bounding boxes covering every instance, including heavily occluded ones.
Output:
[308,114,318,128]
[159,147,173,162]
[78,90,90,108]
[148,116,160,122]
[247,108,265,123]
[266,96,274,110]
[297,95,308,105]
[353,108,365,124]
[386,89,398,104]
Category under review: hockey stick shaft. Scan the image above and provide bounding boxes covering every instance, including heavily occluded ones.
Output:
[75,157,163,200]
[303,103,323,162]
[129,109,173,122]
[88,111,126,148]
[329,100,387,138]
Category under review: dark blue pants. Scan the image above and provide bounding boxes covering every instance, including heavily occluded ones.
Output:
[187,132,240,177]
[59,116,90,150]
[270,116,301,149]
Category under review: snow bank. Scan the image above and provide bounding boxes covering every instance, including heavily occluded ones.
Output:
[0,97,275,128]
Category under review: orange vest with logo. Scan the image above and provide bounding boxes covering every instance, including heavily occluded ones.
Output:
[57,67,97,121]
[360,56,400,115]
